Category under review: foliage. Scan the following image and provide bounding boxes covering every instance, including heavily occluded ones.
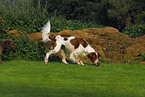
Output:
[1,0,145,37]
[40,0,104,23]
[40,0,145,31]
[0,0,103,33]
[122,24,145,38]
[141,52,145,61]
[136,51,145,61]
[107,0,134,30]
[134,12,145,24]
[0,0,49,33]
[1,32,45,61]
[49,17,104,32]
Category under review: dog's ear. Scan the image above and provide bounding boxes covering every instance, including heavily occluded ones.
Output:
[98,53,101,58]
[93,53,97,59]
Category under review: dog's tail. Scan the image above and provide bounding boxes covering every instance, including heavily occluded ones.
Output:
[41,20,51,42]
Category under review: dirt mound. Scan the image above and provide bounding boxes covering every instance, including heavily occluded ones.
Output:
[8,27,145,62]
[8,30,22,37]
[28,32,42,41]
[8,30,42,41]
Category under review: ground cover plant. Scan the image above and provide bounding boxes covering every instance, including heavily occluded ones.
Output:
[0,61,145,97]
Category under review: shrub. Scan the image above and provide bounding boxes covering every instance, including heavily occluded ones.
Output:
[49,17,104,32]
[2,32,45,61]
[135,51,145,61]
[142,52,145,61]
[0,0,49,33]
[0,0,104,34]
[122,24,145,38]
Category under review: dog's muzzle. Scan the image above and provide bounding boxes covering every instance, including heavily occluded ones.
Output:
[94,62,100,66]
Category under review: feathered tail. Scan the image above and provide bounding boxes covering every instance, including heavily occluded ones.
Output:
[41,20,51,42]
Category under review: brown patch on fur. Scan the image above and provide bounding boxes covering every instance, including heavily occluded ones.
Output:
[98,53,101,58]
[87,52,98,63]
[70,38,88,49]
[49,32,56,41]
[45,33,57,49]
[0,39,15,64]
[53,41,57,49]
[60,35,71,41]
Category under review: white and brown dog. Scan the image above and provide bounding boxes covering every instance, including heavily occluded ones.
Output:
[41,20,100,66]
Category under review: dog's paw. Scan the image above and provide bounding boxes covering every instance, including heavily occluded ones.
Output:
[44,59,48,64]
[63,61,68,64]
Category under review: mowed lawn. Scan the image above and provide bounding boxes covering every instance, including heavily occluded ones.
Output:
[0,61,145,97]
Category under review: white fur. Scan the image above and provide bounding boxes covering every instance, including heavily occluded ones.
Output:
[41,20,51,42]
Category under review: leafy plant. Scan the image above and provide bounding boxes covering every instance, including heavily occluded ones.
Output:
[2,32,45,61]
[0,0,49,33]
[0,0,104,34]
[49,17,104,32]
[122,24,145,38]
[136,51,145,61]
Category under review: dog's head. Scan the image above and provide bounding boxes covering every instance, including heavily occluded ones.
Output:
[3,39,15,50]
[88,52,101,66]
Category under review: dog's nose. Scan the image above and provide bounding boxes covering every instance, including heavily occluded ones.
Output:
[94,62,100,66]
[97,62,100,66]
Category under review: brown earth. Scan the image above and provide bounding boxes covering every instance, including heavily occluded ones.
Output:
[8,27,145,63]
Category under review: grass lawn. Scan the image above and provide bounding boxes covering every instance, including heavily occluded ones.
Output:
[0,61,145,97]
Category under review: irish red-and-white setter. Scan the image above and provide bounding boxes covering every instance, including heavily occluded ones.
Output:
[41,20,100,66]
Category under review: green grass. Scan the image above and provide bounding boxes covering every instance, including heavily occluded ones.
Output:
[0,61,145,97]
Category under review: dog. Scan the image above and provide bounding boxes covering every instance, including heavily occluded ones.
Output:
[41,20,100,66]
[0,39,15,63]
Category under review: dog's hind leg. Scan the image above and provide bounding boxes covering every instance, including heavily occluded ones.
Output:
[60,49,68,64]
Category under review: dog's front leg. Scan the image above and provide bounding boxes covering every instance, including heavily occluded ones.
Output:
[79,61,84,65]
[69,53,78,64]
[45,52,50,64]
[45,50,54,64]
[45,43,62,64]
[69,53,83,65]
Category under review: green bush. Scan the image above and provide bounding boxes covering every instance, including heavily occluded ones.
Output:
[0,0,104,34]
[142,52,145,61]
[2,32,45,61]
[122,24,145,38]
[0,0,49,33]
[139,51,145,61]
[49,17,104,32]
